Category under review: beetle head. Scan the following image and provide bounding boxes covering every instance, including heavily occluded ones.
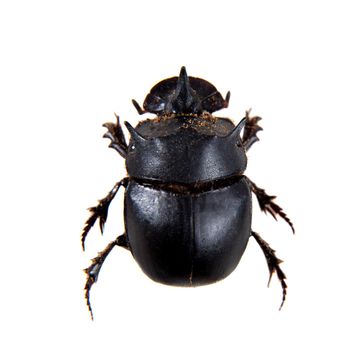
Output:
[133,67,230,116]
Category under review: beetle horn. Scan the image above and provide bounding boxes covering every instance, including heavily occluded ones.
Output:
[124,121,146,142]
[170,66,201,113]
[176,66,192,96]
[226,117,247,140]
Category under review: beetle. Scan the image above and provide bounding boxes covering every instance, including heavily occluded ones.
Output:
[82,67,294,319]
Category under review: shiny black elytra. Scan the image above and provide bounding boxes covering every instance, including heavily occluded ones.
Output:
[82,67,294,319]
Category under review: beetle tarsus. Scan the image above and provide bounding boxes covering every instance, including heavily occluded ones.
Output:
[81,178,129,250]
[245,177,295,233]
[242,109,263,151]
[103,114,128,158]
[251,231,287,310]
[84,239,119,319]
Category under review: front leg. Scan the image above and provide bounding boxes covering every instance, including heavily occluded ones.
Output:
[81,177,129,250]
[242,109,263,151]
[103,114,128,158]
[245,176,295,233]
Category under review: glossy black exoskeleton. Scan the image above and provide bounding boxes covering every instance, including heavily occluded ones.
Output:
[82,67,294,319]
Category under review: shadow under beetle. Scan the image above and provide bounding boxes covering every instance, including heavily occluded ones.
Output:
[82,67,294,319]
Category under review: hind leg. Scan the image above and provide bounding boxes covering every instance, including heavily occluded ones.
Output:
[84,233,129,319]
[251,231,287,310]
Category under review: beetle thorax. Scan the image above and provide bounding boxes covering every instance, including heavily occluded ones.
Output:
[125,115,247,184]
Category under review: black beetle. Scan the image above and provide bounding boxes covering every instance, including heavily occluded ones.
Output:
[82,67,294,319]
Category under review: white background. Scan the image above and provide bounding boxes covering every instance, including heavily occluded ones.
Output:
[1,1,349,349]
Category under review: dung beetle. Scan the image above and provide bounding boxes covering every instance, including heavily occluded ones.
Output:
[82,67,294,319]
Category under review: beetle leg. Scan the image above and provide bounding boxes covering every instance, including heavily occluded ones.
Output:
[251,231,287,310]
[245,177,294,233]
[81,177,129,250]
[103,114,128,158]
[242,109,263,151]
[84,238,118,319]
[116,233,130,250]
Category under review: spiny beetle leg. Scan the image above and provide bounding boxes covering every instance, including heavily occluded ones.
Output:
[251,231,287,310]
[81,178,129,250]
[245,176,295,233]
[103,114,128,158]
[84,239,118,320]
[242,109,263,151]
[84,233,130,319]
